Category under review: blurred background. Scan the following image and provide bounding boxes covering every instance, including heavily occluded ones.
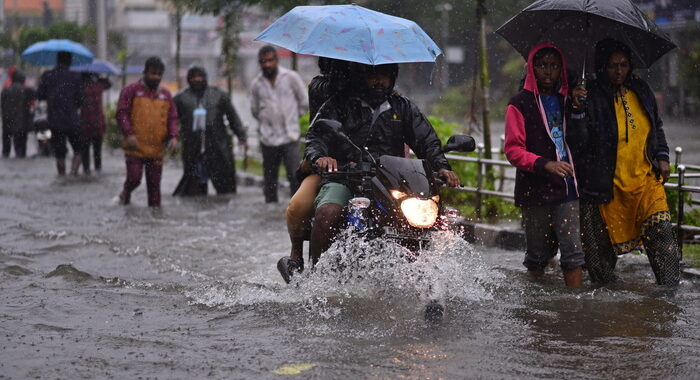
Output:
[1,0,698,125]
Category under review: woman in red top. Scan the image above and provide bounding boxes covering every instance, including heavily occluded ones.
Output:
[80,73,111,173]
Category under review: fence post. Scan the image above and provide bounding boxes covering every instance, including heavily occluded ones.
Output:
[674,147,683,170]
[476,143,484,220]
[498,134,506,192]
[677,164,686,260]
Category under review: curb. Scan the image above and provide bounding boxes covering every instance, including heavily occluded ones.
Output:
[458,220,526,251]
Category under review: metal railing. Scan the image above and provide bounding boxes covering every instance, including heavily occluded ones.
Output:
[667,147,700,258]
[443,143,700,258]
[271,137,700,253]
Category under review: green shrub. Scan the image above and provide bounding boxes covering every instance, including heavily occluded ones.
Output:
[103,104,121,149]
[427,115,519,222]
[665,167,700,227]
[299,111,310,136]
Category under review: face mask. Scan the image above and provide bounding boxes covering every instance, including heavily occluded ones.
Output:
[144,78,160,90]
[190,81,207,92]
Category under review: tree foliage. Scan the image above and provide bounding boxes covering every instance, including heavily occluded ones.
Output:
[47,22,85,43]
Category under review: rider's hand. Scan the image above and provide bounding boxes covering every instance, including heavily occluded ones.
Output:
[658,160,671,183]
[438,169,460,187]
[125,135,139,149]
[544,161,574,178]
[315,157,338,172]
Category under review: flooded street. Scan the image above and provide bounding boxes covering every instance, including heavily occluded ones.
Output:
[1,150,700,379]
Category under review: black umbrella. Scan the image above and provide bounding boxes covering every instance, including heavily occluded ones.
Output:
[496,0,677,74]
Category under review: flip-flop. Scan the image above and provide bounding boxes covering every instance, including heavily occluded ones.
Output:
[277,256,304,284]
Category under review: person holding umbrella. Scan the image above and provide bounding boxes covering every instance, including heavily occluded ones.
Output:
[568,39,680,286]
[37,51,84,175]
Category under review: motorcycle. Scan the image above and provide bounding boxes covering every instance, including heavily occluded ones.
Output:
[310,119,476,323]
[314,119,475,252]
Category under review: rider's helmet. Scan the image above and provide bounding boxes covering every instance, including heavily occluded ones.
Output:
[349,62,399,88]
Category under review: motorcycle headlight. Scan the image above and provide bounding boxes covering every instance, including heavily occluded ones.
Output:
[400,198,439,228]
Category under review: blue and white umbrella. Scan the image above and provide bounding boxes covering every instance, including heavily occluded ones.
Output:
[21,39,94,66]
[70,59,121,75]
[255,4,442,65]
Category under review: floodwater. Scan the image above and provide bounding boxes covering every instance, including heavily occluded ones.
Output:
[1,150,700,379]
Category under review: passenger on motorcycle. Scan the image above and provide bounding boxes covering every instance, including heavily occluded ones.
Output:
[304,62,460,266]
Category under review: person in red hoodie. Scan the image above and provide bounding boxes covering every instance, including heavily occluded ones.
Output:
[504,43,587,287]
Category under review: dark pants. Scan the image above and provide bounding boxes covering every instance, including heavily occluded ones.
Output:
[580,201,680,285]
[81,136,103,172]
[50,128,84,159]
[261,141,300,203]
[123,156,163,207]
[521,200,586,271]
[2,129,27,158]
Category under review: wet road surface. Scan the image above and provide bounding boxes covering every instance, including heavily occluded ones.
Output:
[1,150,699,379]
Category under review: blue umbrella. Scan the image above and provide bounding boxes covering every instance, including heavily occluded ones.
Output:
[70,59,121,75]
[21,39,93,66]
[254,4,442,65]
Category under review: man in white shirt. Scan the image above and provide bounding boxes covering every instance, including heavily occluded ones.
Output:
[250,45,309,203]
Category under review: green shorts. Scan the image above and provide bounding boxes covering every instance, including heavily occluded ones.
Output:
[314,182,352,209]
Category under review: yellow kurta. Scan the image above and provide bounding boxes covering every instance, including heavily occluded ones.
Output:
[598,90,669,254]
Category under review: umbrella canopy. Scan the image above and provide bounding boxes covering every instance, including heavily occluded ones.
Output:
[21,39,94,66]
[70,59,121,75]
[255,4,442,65]
[496,0,676,71]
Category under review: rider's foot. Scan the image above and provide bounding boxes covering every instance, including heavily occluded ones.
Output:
[424,300,444,325]
[277,256,304,284]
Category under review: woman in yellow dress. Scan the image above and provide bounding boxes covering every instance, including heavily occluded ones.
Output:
[568,39,680,285]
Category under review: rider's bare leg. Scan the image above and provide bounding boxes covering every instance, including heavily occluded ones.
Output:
[309,203,343,265]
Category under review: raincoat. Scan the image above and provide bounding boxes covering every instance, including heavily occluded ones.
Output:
[172,86,247,195]
[504,42,578,206]
[1,82,35,134]
[116,80,178,159]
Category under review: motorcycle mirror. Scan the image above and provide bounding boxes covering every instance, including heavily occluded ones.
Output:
[442,135,476,153]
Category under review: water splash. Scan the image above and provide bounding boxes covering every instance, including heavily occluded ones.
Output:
[186,229,501,320]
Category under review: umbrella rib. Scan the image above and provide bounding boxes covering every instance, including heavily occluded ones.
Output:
[355,7,376,65]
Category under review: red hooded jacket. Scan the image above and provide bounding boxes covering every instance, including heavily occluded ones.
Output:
[503,42,578,206]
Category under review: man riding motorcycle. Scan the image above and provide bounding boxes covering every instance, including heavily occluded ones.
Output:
[298,62,460,273]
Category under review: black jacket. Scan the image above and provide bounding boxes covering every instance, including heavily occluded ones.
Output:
[568,77,669,204]
[1,83,35,134]
[305,94,450,181]
[172,86,247,195]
